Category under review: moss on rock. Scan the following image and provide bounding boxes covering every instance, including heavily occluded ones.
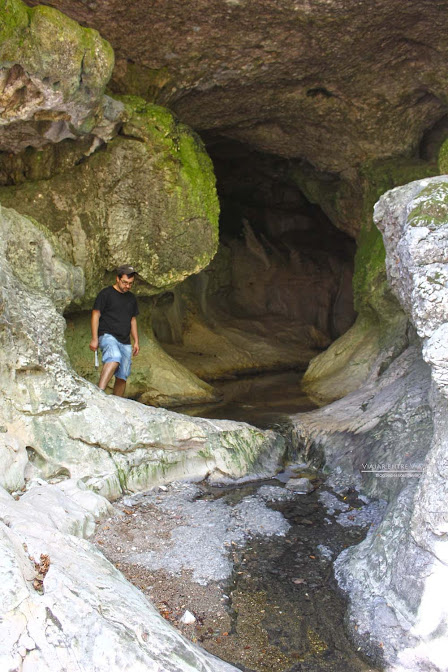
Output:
[302,157,437,405]
[0,0,30,45]
[0,0,114,103]
[438,137,448,174]
[0,95,219,304]
[0,0,115,152]
[407,181,448,230]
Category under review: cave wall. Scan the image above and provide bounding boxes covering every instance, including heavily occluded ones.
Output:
[3,0,447,406]
[301,157,439,404]
[150,145,358,384]
[22,0,448,177]
[3,1,448,670]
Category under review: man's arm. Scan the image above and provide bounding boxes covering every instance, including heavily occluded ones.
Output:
[130,316,139,356]
[90,310,101,351]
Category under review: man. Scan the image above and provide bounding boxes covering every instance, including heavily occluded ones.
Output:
[90,265,140,397]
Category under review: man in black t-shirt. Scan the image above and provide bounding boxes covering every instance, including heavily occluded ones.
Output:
[90,265,140,397]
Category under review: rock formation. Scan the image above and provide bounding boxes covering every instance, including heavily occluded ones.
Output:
[0,197,284,670]
[21,0,448,176]
[0,479,237,672]
[0,0,115,151]
[2,0,448,670]
[292,177,448,671]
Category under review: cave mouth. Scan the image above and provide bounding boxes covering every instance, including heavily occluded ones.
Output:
[153,138,357,386]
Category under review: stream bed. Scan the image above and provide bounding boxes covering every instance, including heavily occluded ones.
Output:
[175,369,316,429]
[94,473,382,672]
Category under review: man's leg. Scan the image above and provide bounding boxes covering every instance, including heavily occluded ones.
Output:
[113,377,126,397]
[112,343,132,397]
[98,361,119,391]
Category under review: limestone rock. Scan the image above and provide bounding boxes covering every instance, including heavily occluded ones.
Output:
[180,610,196,625]
[23,0,448,175]
[0,0,115,153]
[0,429,28,492]
[293,344,433,500]
[0,97,219,303]
[301,177,448,671]
[0,483,238,672]
[0,204,85,416]
[0,203,285,499]
[374,176,448,395]
[285,477,313,494]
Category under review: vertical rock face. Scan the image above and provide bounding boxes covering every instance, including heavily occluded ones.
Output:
[324,178,448,672]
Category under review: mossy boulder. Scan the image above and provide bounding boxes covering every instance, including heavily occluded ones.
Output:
[0,96,220,305]
[0,0,115,152]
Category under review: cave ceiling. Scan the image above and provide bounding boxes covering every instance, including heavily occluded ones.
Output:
[22,0,448,175]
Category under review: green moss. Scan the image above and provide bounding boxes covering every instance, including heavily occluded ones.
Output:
[438,138,448,174]
[178,129,220,233]
[352,222,387,316]
[115,465,128,492]
[407,182,448,230]
[117,94,219,268]
[358,157,437,224]
[119,95,219,237]
[119,95,176,138]
[0,0,114,97]
[352,157,438,320]
[218,430,266,471]
[0,0,30,44]
[198,446,213,460]
[108,62,172,101]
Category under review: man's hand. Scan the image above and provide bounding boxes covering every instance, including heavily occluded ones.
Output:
[133,342,140,356]
[89,338,99,352]
[90,310,100,352]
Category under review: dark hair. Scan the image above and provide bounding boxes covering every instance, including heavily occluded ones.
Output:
[116,264,137,279]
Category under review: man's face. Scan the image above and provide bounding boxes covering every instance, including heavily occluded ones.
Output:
[116,274,135,292]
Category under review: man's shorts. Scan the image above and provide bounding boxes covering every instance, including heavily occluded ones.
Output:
[98,334,132,381]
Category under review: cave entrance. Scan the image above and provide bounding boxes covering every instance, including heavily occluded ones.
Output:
[152,139,357,394]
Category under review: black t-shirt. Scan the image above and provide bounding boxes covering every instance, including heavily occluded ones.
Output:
[93,286,139,344]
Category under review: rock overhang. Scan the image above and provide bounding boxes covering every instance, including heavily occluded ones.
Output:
[18,0,448,174]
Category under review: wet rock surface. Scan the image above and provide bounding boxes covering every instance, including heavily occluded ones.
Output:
[94,477,381,672]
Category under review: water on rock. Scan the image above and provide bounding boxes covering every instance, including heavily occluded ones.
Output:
[94,474,383,672]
